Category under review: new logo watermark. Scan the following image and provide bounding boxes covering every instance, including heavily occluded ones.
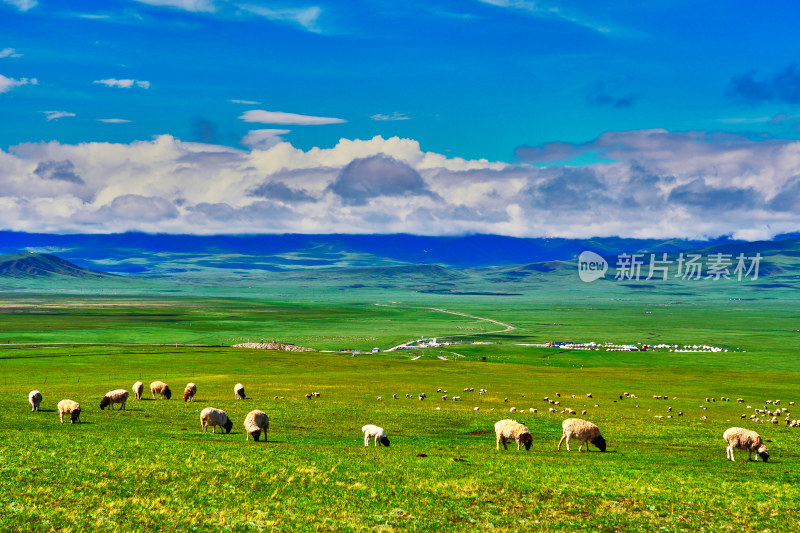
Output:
[578,251,608,282]
[577,251,761,283]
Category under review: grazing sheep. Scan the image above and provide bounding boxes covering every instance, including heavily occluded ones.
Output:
[183,383,197,402]
[132,381,144,400]
[150,381,172,400]
[311,392,321,398]
[200,407,233,434]
[495,419,532,451]
[586,393,593,398]
[392,394,397,399]
[474,407,480,411]
[557,418,606,452]
[723,427,769,462]
[243,410,269,442]
[305,394,312,399]
[57,399,81,424]
[418,394,425,401]
[362,424,390,447]
[442,395,448,401]
[509,407,517,413]
[234,383,246,400]
[377,396,382,401]
[28,390,42,412]
[99,389,129,410]
[452,396,461,402]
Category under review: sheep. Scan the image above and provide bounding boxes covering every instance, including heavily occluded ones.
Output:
[28,390,42,412]
[150,381,172,400]
[723,427,769,462]
[57,399,81,424]
[132,381,144,400]
[234,383,246,400]
[243,410,269,442]
[183,383,197,402]
[99,389,129,410]
[311,392,321,398]
[509,407,517,413]
[377,396,382,401]
[306,394,312,399]
[418,394,425,401]
[557,418,606,452]
[392,394,397,399]
[442,395,448,401]
[200,407,233,434]
[474,407,480,411]
[362,424,390,447]
[452,396,461,402]
[494,419,532,451]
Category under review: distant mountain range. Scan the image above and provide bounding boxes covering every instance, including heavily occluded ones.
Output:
[4,231,795,274]
[0,253,111,279]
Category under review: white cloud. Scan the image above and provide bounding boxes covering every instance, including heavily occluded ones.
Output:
[97,118,132,123]
[0,74,36,93]
[236,4,322,32]
[230,99,261,105]
[131,0,216,12]
[41,110,76,121]
[2,0,37,11]
[0,48,22,59]
[2,130,800,238]
[240,109,345,125]
[93,78,150,89]
[371,112,411,121]
[240,129,290,150]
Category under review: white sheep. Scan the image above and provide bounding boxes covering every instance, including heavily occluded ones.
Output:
[150,381,172,400]
[243,410,269,441]
[100,389,129,410]
[57,399,81,424]
[132,381,144,400]
[183,383,197,402]
[494,419,532,451]
[234,383,246,400]
[723,427,769,462]
[557,418,606,452]
[362,424,390,447]
[200,407,233,434]
[28,390,42,412]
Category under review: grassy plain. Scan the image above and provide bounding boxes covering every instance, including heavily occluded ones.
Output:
[1,289,799,531]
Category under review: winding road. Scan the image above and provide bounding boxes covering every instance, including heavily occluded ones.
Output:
[376,304,515,352]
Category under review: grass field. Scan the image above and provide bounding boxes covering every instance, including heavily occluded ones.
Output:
[1,292,799,531]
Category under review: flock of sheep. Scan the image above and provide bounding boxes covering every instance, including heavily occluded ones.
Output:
[26,383,775,461]
[27,381,269,441]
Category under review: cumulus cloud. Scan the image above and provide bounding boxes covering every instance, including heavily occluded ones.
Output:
[727,63,800,105]
[240,129,290,150]
[249,180,316,203]
[0,74,36,93]
[240,109,345,125]
[33,160,85,185]
[93,78,150,89]
[41,110,75,121]
[1,130,800,238]
[328,155,439,206]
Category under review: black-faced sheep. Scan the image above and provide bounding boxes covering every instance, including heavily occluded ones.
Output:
[183,383,197,402]
[557,418,606,452]
[132,381,144,400]
[100,389,129,410]
[58,399,81,424]
[28,390,42,412]
[362,424,390,447]
[234,383,246,400]
[494,419,532,451]
[243,410,269,441]
[723,427,769,462]
[150,381,172,400]
[200,407,233,434]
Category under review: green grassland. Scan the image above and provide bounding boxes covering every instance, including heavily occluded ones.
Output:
[1,291,799,531]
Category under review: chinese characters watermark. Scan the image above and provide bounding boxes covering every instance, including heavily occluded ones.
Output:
[578,251,761,282]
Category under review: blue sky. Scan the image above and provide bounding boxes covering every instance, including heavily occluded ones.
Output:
[2,0,800,238]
